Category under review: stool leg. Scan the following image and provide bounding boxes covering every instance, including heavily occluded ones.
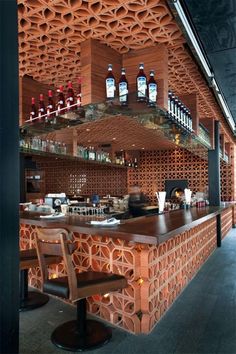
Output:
[19,269,49,312]
[51,298,112,351]
[77,298,86,338]
[20,269,28,301]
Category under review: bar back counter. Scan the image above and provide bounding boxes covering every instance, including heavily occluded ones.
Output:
[20,205,235,334]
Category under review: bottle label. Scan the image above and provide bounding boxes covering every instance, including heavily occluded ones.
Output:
[148,83,157,103]
[106,78,115,98]
[137,77,147,97]
[119,82,128,102]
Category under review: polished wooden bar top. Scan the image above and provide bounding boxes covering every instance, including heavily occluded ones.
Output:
[20,205,232,245]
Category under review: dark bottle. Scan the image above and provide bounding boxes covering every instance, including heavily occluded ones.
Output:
[118,68,128,106]
[136,63,147,102]
[66,81,75,111]
[105,64,116,100]
[174,95,180,122]
[30,97,37,122]
[47,90,55,120]
[171,91,176,119]
[77,77,82,108]
[56,85,65,115]
[147,70,157,107]
[38,94,46,120]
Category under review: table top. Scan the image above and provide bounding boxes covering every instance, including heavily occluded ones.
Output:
[20,205,233,245]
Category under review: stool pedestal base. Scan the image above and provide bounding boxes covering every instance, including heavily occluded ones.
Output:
[51,319,112,352]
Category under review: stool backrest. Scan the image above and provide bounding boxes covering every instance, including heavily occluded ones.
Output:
[35,228,78,300]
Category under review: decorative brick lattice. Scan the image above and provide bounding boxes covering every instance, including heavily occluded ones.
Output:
[17,0,232,134]
[128,149,234,204]
[20,213,226,333]
[221,208,233,239]
[35,156,128,197]
[140,217,217,332]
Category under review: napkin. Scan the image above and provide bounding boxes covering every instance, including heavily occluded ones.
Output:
[40,213,65,219]
[90,218,120,226]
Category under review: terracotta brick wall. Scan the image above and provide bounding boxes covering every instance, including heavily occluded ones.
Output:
[128,148,234,204]
[35,157,128,197]
[33,148,233,202]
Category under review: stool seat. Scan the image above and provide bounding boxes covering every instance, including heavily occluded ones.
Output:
[43,271,127,300]
[19,248,61,312]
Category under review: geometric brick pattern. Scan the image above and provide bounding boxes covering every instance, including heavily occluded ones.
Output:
[128,149,234,204]
[20,211,231,333]
[221,208,233,240]
[35,156,128,197]
[18,0,184,86]
[17,0,233,140]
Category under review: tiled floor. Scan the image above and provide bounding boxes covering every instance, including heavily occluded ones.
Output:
[20,229,236,354]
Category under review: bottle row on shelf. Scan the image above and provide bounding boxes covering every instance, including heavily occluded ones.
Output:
[20,137,68,155]
[106,63,158,107]
[27,79,82,123]
[77,145,138,167]
[167,90,193,131]
[19,137,139,168]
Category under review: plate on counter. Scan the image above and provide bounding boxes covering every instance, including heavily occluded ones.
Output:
[86,218,120,226]
[39,213,65,219]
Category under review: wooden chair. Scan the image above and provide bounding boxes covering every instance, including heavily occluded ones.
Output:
[35,228,127,351]
[19,248,61,311]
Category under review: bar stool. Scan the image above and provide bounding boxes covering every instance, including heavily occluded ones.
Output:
[35,228,127,351]
[20,248,61,311]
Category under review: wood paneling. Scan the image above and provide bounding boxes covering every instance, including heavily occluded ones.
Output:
[81,39,122,105]
[123,44,168,109]
[20,76,54,125]
[179,93,198,134]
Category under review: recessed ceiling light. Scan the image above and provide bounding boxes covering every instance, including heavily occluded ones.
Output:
[86,128,90,132]
[142,147,145,150]
[87,140,91,143]
[132,144,135,147]
[120,149,123,151]
[112,137,116,140]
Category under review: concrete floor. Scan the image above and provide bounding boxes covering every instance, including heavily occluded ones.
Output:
[20,229,236,354]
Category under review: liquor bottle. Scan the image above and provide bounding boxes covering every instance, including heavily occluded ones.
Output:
[180,103,186,127]
[168,91,172,117]
[56,85,65,115]
[77,77,82,108]
[47,90,55,120]
[136,63,147,102]
[174,96,180,122]
[38,94,46,120]
[170,91,176,120]
[105,64,116,100]
[66,81,75,111]
[118,68,128,106]
[30,97,37,122]
[147,70,157,107]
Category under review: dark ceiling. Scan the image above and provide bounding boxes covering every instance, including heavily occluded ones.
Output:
[182,0,236,123]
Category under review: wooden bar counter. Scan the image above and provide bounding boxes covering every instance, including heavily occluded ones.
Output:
[20,205,234,334]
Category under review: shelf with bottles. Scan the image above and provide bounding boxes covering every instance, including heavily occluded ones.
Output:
[20,144,137,169]
[167,90,193,133]
[20,136,68,155]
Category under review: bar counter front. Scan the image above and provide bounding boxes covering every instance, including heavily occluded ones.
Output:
[20,205,234,334]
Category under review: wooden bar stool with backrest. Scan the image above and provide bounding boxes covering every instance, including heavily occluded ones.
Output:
[35,227,127,352]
